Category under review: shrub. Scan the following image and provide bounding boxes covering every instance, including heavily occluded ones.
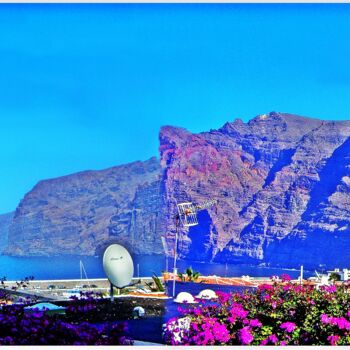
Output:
[164,277,350,345]
[0,291,133,345]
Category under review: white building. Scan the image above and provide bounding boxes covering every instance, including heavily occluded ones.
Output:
[327,268,350,281]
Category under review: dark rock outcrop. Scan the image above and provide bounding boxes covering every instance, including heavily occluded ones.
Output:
[0,212,14,252]
[160,112,350,269]
[5,158,165,256]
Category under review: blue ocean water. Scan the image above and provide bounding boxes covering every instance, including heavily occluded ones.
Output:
[0,254,312,281]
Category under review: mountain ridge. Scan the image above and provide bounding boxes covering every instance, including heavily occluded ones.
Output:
[159,112,350,268]
[4,111,350,269]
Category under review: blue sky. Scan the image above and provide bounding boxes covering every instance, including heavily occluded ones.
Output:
[1,4,350,213]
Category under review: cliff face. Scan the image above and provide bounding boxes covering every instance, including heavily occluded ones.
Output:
[6,112,350,269]
[160,112,350,269]
[5,157,165,256]
[0,212,14,252]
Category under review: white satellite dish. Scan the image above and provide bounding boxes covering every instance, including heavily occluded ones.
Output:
[103,244,134,288]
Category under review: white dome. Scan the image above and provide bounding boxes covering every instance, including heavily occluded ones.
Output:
[174,292,197,304]
[195,289,218,300]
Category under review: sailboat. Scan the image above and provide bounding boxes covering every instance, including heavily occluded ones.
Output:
[63,261,90,299]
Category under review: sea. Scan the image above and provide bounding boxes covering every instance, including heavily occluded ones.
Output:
[0,254,315,344]
[0,254,313,281]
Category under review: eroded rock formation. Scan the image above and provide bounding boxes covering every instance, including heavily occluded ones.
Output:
[5,158,165,256]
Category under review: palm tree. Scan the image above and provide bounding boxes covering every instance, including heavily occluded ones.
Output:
[177,267,200,282]
[177,272,186,282]
[329,272,341,283]
[145,274,165,292]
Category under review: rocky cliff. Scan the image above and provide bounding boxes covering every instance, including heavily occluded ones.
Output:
[0,212,14,252]
[160,112,350,269]
[5,157,165,256]
[6,112,350,269]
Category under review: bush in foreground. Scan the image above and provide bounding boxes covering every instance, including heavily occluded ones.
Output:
[164,276,350,346]
[0,291,133,345]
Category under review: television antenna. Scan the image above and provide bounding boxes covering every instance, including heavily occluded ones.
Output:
[171,199,217,297]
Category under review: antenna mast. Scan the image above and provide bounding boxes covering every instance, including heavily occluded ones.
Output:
[171,199,217,297]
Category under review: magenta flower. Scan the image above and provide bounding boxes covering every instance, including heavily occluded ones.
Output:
[280,274,292,282]
[193,308,202,316]
[249,319,262,328]
[268,334,279,344]
[280,341,287,346]
[260,338,268,345]
[212,323,230,343]
[320,314,346,327]
[216,291,231,303]
[335,317,350,331]
[228,303,249,323]
[238,327,254,345]
[263,295,271,301]
[329,317,338,326]
[325,285,337,293]
[327,335,339,346]
[321,314,330,324]
[258,284,274,292]
[280,322,296,333]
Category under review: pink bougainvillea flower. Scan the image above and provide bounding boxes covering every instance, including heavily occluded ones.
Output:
[330,317,338,326]
[249,319,262,328]
[335,317,350,331]
[212,323,230,343]
[193,308,202,316]
[260,338,269,345]
[280,322,296,333]
[238,327,254,345]
[280,274,292,282]
[216,291,231,303]
[321,314,330,324]
[268,334,279,344]
[325,285,337,293]
[258,284,274,292]
[327,335,339,346]
[283,284,292,291]
[228,303,249,323]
